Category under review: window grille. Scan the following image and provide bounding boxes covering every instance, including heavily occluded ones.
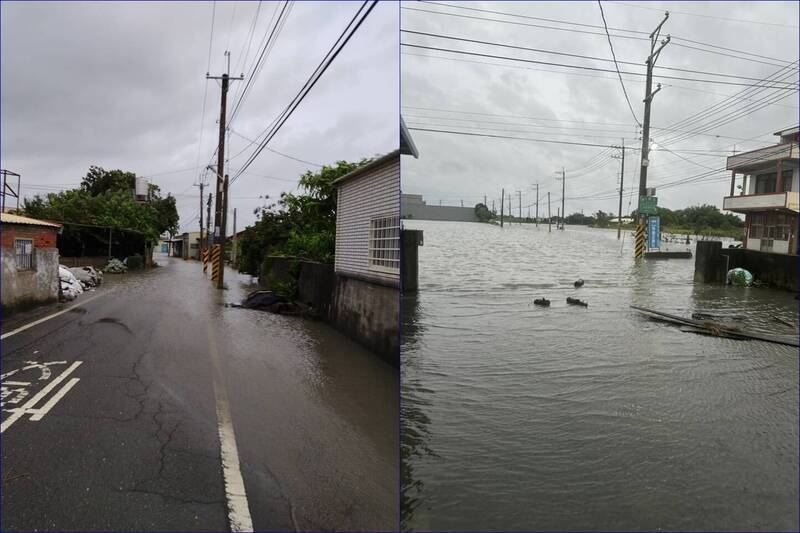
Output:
[15,238,34,270]
[368,215,400,274]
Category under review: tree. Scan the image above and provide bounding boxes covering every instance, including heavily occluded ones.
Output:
[22,166,179,243]
[237,159,365,275]
[474,203,494,222]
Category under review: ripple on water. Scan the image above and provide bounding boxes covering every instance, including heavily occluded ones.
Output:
[401,221,798,532]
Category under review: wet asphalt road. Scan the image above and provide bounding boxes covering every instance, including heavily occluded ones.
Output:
[1,254,398,531]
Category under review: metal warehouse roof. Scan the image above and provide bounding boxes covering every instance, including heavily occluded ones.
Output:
[0,212,62,228]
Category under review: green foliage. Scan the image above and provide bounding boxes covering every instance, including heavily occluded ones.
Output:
[474,203,494,222]
[237,159,365,275]
[273,279,298,302]
[126,254,144,270]
[22,166,179,243]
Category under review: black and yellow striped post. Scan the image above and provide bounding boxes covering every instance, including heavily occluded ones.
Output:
[210,244,222,283]
[202,247,209,273]
[634,221,646,260]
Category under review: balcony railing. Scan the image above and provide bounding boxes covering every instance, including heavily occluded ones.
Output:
[726,142,798,172]
[723,191,800,212]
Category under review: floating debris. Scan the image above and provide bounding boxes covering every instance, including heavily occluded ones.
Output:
[566,297,588,307]
[631,305,798,347]
[533,298,550,307]
[573,279,584,288]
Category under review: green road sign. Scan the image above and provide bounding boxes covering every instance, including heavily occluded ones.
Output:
[639,195,657,215]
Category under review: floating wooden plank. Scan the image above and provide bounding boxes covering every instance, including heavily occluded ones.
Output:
[630,305,799,347]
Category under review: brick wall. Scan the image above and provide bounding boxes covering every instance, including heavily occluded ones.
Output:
[1,224,59,249]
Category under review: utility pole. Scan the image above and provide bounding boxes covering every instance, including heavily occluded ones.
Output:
[500,188,505,228]
[206,193,212,252]
[207,53,243,288]
[517,190,522,222]
[548,192,552,233]
[535,183,539,226]
[484,194,487,206]
[560,168,565,230]
[637,12,670,259]
[221,174,229,264]
[232,207,237,265]
[612,138,626,240]
[492,199,495,213]
[508,196,513,223]
[196,181,205,244]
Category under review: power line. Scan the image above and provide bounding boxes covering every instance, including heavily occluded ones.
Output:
[606,1,800,29]
[399,43,799,89]
[401,29,797,84]
[402,4,796,67]
[597,0,639,125]
[232,1,378,183]
[402,51,800,110]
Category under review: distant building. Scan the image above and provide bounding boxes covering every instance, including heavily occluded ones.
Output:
[171,231,203,260]
[333,150,400,361]
[1,213,61,312]
[401,193,479,222]
[724,125,799,254]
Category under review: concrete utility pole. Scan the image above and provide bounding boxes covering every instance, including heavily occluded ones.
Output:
[232,207,237,265]
[484,194,487,206]
[492,199,495,213]
[535,183,539,226]
[517,190,522,222]
[508,196,513,223]
[196,182,205,244]
[548,192,552,233]
[637,12,670,259]
[206,193,212,253]
[560,168,565,230]
[612,138,626,240]
[207,53,243,288]
[500,188,505,227]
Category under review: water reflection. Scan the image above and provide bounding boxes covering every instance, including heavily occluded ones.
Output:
[400,221,798,531]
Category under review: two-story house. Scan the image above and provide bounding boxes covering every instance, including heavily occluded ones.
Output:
[724,125,799,255]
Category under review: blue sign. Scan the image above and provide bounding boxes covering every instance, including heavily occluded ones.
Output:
[647,216,660,250]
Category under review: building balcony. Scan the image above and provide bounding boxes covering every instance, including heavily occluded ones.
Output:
[726,142,798,173]
[723,191,800,213]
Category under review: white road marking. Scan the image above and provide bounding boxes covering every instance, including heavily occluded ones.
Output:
[28,378,80,421]
[1,361,82,433]
[207,324,254,532]
[1,291,111,340]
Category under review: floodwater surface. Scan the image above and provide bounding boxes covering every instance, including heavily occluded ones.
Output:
[401,220,798,531]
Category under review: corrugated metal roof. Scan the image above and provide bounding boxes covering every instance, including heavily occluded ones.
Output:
[0,212,62,228]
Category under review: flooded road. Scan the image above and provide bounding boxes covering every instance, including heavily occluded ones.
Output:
[401,220,798,531]
[2,254,397,531]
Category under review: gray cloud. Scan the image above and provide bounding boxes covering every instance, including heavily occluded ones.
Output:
[401,1,799,217]
[2,0,399,232]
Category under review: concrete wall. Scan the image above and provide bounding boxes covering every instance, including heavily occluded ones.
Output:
[695,240,797,291]
[259,255,398,364]
[60,256,109,268]
[332,274,398,366]
[1,247,60,312]
[401,194,478,222]
[297,261,335,320]
[401,229,423,293]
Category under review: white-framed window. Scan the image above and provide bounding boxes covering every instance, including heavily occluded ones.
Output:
[14,238,34,270]
[368,215,400,274]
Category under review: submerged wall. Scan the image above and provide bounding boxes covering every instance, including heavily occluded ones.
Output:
[260,256,398,364]
[694,240,797,291]
[332,274,398,366]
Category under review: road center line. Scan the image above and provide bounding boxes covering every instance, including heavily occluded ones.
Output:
[207,324,254,532]
[1,291,112,340]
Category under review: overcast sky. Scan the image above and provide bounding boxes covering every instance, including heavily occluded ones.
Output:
[1,0,398,233]
[401,1,799,218]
